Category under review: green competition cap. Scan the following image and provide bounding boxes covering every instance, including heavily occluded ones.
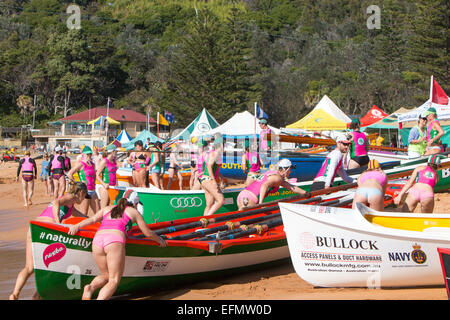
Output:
[423,107,437,117]
[82,146,93,154]
[351,118,361,125]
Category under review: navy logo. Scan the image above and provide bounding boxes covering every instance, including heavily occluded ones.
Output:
[411,243,427,264]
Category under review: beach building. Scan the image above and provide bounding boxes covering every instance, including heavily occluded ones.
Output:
[31,107,156,150]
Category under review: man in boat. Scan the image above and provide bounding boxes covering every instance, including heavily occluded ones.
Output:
[423,107,445,155]
[237,159,309,211]
[407,115,427,159]
[348,118,370,169]
[310,134,355,192]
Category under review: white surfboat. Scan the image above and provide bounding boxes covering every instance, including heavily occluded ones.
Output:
[279,202,450,288]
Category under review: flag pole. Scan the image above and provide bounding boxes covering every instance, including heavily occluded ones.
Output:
[429,75,433,107]
[157,112,160,138]
[254,102,257,147]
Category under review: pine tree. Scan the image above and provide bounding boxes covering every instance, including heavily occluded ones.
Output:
[408,0,450,87]
[217,7,259,119]
[162,8,224,125]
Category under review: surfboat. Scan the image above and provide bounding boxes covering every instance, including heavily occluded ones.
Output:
[279,202,450,288]
[29,191,356,300]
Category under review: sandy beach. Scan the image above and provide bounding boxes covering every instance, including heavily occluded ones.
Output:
[0,158,449,300]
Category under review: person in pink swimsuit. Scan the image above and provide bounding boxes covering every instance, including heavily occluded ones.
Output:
[394,155,441,213]
[47,146,66,199]
[352,160,387,211]
[96,144,118,209]
[241,141,264,187]
[237,159,309,211]
[10,182,89,300]
[68,191,167,300]
[423,107,445,155]
[68,146,100,216]
[16,150,37,207]
[348,118,370,169]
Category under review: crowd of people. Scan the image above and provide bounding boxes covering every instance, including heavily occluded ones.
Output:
[9,107,446,300]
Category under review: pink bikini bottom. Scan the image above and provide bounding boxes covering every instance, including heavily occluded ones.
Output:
[237,189,259,206]
[408,187,434,202]
[92,232,125,249]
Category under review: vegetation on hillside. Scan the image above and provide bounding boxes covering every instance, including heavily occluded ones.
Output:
[0,0,448,128]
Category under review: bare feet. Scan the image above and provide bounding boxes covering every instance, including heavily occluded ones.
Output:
[9,293,18,300]
[82,284,93,300]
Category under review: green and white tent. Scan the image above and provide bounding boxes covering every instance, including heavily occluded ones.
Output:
[122,130,164,150]
[170,108,220,141]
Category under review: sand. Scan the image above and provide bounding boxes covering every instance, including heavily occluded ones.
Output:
[0,158,449,300]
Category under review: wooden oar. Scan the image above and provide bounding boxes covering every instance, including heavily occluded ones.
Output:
[216,217,284,241]
[196,215,282,241]
[386,160,450,181]
[151,195,324,237]
[170,213,282,241]
[197,193,355,242]
[268,133,407,152]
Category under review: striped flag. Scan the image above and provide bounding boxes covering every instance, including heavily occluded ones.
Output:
[255,103,268,119]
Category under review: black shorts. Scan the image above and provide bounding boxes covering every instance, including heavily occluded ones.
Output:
[351,155,370,166]
[310,181,326,192]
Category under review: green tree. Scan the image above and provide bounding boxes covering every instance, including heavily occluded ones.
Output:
[408,0,450,87]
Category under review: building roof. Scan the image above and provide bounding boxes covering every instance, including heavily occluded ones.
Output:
[59,107,156,123]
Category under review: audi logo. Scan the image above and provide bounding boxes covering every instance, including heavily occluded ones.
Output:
[170,197,203,208]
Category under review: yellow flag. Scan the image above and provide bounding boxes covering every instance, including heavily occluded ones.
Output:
[158,113,169,126]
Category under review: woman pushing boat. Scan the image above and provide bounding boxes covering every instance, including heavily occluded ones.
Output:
[68,146,100,216]
[394,154,441,213]
[16,150,37,207]
[237,159,309,211]
[348,118,370,169]
[352,159,387,211]
[96,145,118,208]
[199,134,225,216]
[68,191,167,300]
[47,146,66,199]
[9,182,89,300]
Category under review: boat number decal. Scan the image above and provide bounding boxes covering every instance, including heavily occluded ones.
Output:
[143,260,170,272]
[43,243,66,267]
[170,197,203,208]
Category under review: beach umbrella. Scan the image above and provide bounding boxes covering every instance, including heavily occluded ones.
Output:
[116,129,132,144]
[87,116,120,126]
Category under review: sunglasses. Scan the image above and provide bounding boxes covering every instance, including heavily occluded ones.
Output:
[340,142,351,146]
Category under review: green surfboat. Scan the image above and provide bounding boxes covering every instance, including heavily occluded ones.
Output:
[30,191,355,300]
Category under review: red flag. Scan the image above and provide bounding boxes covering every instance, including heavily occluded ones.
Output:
[432,79,449,105]
[360,105,389,127]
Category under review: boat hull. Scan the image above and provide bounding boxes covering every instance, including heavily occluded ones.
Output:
[219,155,325,181]
[280,202,450,288]
[30,218,289,300]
